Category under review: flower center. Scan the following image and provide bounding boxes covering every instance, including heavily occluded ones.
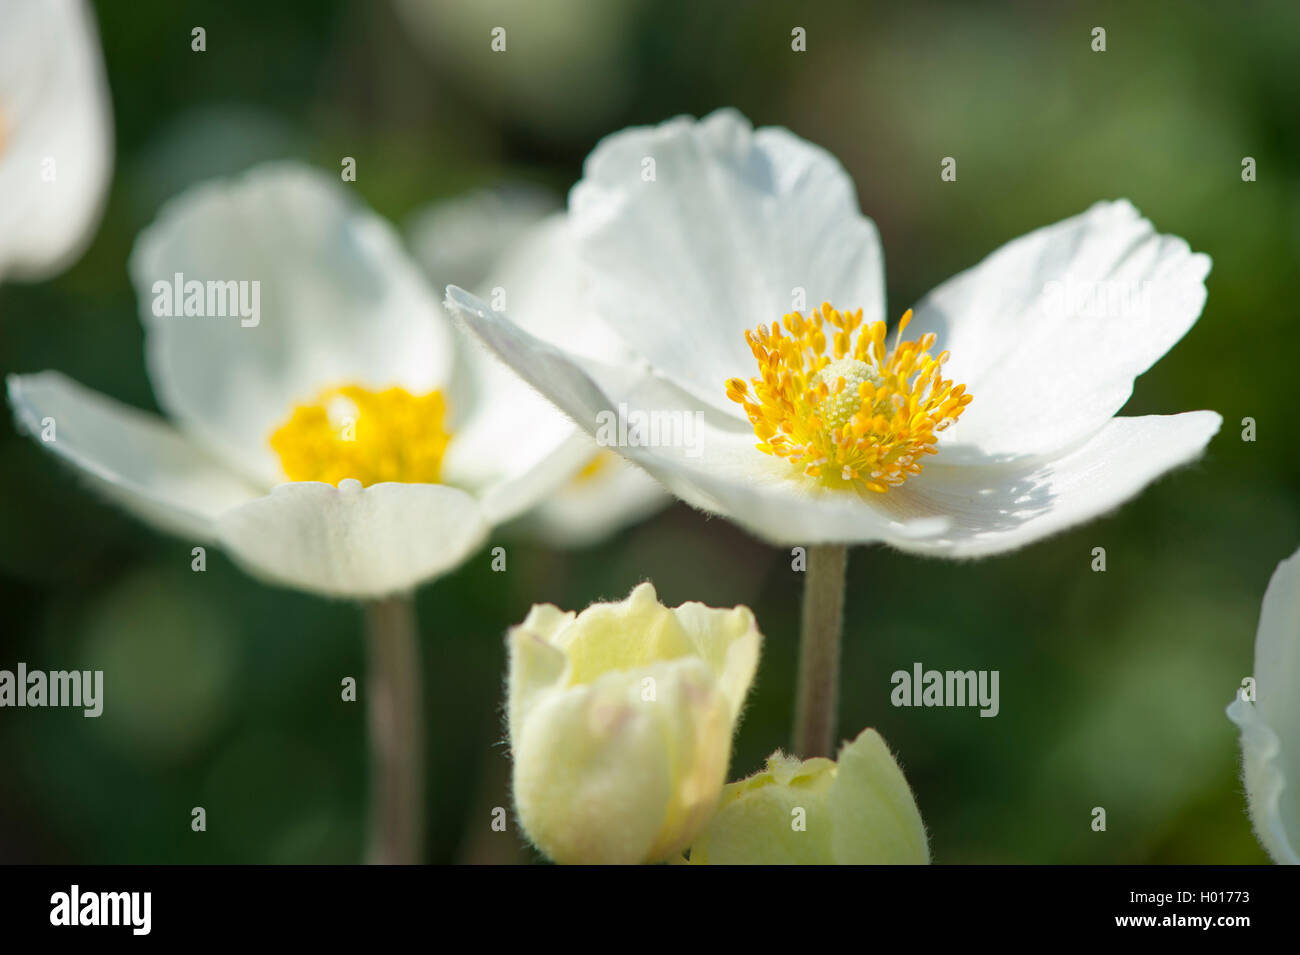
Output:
[726,303,971,492]
[574,450,615,484]
[269,383,452,486]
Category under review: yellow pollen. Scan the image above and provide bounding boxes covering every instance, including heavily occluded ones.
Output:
[574,450,616,485]
[726,303,972,493]
[269,383,452,486]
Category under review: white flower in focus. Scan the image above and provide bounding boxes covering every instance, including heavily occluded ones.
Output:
[445,110,1222,557]
[7,163,593,598]
[1227,545,1300,864]
[409,187,669,548]
[507,582,761,864]
[0,0,112,281]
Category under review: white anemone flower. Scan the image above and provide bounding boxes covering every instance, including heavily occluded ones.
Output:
[409,187,669,548]
[7,163,592,599]
[0,0,113,281]
[445,110,1221,557]
[1227,545,1300,864]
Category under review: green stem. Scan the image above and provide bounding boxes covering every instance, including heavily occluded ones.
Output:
[364,593,424,864]
[793,544,848,758]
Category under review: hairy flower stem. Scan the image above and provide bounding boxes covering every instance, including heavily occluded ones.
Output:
[364,593,424,864]
[793,544,848,759]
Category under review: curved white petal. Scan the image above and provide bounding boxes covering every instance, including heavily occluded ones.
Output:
[130,162,453,484]
[447,287,1219,554]
[215,479,488,599]
[485,214,635,364]
[440,334,594,525]
[631,408,1219,555]
[440,213,633,525]
[0,0,113,280]
[406,185,558,294]
[873,412,1222,558]
[1227,546,1300,864]
[910,200,1211,463]
[513,446,671,548]
[7,372,260,540]
[569,108,885,417]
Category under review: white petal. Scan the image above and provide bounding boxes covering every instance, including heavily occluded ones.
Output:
[1227,546,1300,864]
[446,287,1219,554]
[0,0,113,280]
[406,185,558,293]
[873,412,1222,558]
[436,214,620,521]
[130,162,453,484]
[910,200,1211,463]
[654,412,1219,556]
[485,214,634,364]
[512,445,670,548]
[215,479,488,599]
[439,334,594,525]
[569,108,885,417]
[440,213,641,523]
[7,372,260,540]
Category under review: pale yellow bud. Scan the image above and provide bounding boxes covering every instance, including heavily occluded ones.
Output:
[507,582,762,864]
[687,728,931,864]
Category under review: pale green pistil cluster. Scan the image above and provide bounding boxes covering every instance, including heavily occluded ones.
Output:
[813,358,883,433]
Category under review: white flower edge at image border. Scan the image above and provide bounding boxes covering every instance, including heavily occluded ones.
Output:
[6,163,601,598]
[1227,545,1300,864]
[444,109,1221,558]
[0,0,113,282]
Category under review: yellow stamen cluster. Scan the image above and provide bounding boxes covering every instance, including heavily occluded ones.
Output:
[726,303,971,493]
[270,383,452,486]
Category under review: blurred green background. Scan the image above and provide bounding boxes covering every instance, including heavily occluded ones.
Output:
[2,0,1297,863]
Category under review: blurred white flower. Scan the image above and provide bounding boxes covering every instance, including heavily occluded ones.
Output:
[446,109,1221,557]
[407,185,559,294]
[513,449,669,549]
[0,0,112,281]
[7,163,594,598]
[408,187,669,548]
[1227,545,1300,864]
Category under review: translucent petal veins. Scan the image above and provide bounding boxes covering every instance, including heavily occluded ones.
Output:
[270,384,452,486]
[726,303,972,493]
